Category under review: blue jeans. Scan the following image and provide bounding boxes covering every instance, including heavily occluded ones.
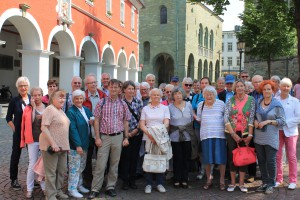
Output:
[255,143,277,187]
[145,172,164,186]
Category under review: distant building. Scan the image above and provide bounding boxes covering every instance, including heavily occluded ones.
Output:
[139,0,223,84]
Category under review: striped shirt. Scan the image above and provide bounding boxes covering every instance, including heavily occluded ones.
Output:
[94,97,131,134]
[196,99,225,140]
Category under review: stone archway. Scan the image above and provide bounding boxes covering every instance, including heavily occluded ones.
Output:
[117,51,127,82]
[187,53,194,78]
[198,59,202,79]
[153,53,174,85]
[209,61,213,81]
[101,44,116,78]
[128,55,137,82]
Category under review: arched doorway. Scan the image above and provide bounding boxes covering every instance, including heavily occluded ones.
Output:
[198,59,202,79]
[209,61,213,81]
[153,53,174,85]
[187,53,194,78]
[128,55,137,82]
[101,44,116,79]
[117,51,127,82]
[215,60,220,80]
[203,60,208,77]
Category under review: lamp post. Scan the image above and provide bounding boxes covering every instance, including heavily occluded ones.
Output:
[237,40,246,75]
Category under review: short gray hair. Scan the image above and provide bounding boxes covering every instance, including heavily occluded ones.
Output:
[165,84,174,91]
[135,82,140,87]
[171,87,186,101]
[159,83,167,90]
[182,77,193,84]
[72,89,85,101]
[217,77,225,82]
[84,73,96,84]
[101,73,111,79]
[280,77,292,87]
[149,88,162,96]
[145,73,155,80]
[203,86,217,99]
[30,87,43,96]
[271,75,281,83]
[140,82,150,89]
[72,76,82,83]
[16,76,30,88]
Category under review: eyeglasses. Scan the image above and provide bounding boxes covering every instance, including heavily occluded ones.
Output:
[161,89,165,92]
[48,85,57,88]
[241,76,249,78]
[87,81,98,85]
[185,84,193,87]
[18,85,28,88]
[73,82,81,85]
[165,91,172,94]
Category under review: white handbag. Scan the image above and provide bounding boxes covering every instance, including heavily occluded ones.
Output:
[142,144,167,173]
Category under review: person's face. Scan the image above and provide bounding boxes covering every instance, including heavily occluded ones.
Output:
[86,76,98,93]
[108,83,121,97]
[164,87,173,99]
[173,91,183,102]
[271,80,280,91]
[204,91,215,103]
[146,77,155,88]
[240,73,250,81]
[171,81,179,86]
[235,82,245,95]
[52,95,65,109]
[17,81,29,96]
[101,74,110,88]
[226,82,233,91]
[217,80,225,90]
[252,77,263,91]
[73,95,84,108]
[280,83,291,96]
[71,78,82,91]
[150,90,161,103]
[124,85,135,98]
[200,79,209,90]
[32,90,42,104]
[48,84,57,95]
[262,84,273,98]
[193,82,200,93]
[183,82,193,93]
[140,86,149,98]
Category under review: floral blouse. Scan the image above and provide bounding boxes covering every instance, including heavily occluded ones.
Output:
[224,95,255,135]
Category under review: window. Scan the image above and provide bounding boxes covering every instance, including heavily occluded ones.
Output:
[227,33,233,38]
[160,5,167,24]
[53,58,60,77]
[237,56,240,66]
[227,42,232,52]
[199,24,203,46]
[209,30,214,50]
[222,43,224,51]
[106,0,112,15]
[144,42,150,64]
[204,28,208,48]
[120,0,125,23]
[221,57,224,66]
[131,7,135,31]
[227,57,232,66]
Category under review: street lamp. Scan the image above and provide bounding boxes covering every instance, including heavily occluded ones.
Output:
[237,40,245,75]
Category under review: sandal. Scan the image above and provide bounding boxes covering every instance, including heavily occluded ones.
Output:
[173,182,180,189]
[220,183,226,191]
[227,184,236,192]
[203,182,213,190]
[181,182,188,189]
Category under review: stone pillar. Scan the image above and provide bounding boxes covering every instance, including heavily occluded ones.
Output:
[17,49,54,93]
[102,64,118,79]
[117,67,128,82]
[82,61,101,87]
[57,56,83,91]
[128,68,138,82]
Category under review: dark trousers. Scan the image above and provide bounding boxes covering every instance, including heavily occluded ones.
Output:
[10,132,22,181]
[82,138,96,184]
[255,143,277,186]
[248,139,257,177]
[119,134,142,183]
[171,141,191,183]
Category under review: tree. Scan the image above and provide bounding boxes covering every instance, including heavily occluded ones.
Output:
[189,0,300,76]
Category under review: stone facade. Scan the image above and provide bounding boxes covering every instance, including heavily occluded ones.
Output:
[139,0,223,84]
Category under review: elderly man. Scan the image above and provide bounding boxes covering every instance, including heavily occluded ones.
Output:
[101,73,111,96]
[64,76,82,112]
[140,82,151,106]
[88,79,131,199]
[239,71,250,82]
[182,77,194,102]
[145,74,156,90]
[249,75,263,103]
[82,73,106,188]
[218,74,235,103]
[271,75,281,97]
[170,76,180,86]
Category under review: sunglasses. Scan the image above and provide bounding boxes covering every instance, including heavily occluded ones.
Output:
[73,82,81,85]
[165,91,172,94]
[185,84,193,87]
[241,76,249,78]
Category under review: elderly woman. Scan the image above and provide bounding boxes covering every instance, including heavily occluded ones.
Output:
[197,86,226,190]
[216,77,225,94]
[275,78,300,190]
[66,89,93,198]
[254,80,286,194]
[161,84,174,106]
[20,87,46,198]
[182,77,194,102]
[224,80,255,193]
[140,88,170,194]
[245,81,254,94]
[169,87,195,188]
[6,76,31,190]
[159,83,167,100]
[40,90,70,199]
[42,79,58,105]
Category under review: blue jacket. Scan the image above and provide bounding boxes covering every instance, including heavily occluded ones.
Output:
[66,105,93,151]
[191,93,205,129]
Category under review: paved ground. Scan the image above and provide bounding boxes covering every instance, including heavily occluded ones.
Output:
[0,104,300,199]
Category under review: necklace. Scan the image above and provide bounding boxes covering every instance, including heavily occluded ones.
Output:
[236,94,245,101]
[264,99,271,106]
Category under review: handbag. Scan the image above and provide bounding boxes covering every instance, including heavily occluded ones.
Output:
[143,143,167,173]
[232,144,256,167]
[33,156,45,181]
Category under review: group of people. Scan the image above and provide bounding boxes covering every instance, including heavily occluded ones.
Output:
[5,71,299,200]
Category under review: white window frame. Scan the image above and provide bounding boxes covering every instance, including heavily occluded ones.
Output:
[228,42,232,52]
[106,0,112,17]
[120,0,125,25]
[131,6,135,32]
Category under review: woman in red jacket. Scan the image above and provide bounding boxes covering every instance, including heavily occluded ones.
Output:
[21,87,46,198]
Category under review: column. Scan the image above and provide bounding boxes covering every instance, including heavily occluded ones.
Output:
[82,61,101,87]
[102,64,118,79]
[17,49,54,93]
[117,67,128,82]
[128,68,138,82]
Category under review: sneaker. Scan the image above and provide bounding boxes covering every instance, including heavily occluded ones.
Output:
[227,184,236,192]
[256,184,268,192]
[288,183,297,190]
[78,185,90,193]
[69,190,83,198]
[157,184,166,193]
[196,173,204,180]
[145,185,152,194]
[265,186,274,194]
[275,182,282,187]
[11,180,21,190]
[239,185,248,193]
[26,191,32,199]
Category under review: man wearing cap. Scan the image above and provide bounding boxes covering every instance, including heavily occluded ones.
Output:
[218,74,235,103]
[170,76,180,86]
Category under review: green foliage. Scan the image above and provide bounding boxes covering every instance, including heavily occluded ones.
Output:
[187,0,230,15]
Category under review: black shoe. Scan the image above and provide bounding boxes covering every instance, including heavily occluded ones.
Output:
[129,182,138,189]
[105,189,117,197]
[122,182,129,190]
[88,191,99,199]
[11,180,21,190]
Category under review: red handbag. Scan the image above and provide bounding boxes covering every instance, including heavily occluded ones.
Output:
[232,144,256,167]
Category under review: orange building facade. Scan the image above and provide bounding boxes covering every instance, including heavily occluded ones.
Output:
[0,0,144,95]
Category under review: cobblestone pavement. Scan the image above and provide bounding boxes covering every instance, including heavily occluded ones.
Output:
[0,114,300,199]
